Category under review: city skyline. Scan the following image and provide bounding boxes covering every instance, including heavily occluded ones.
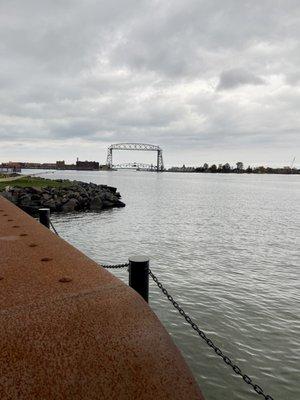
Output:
[0,146,297,169]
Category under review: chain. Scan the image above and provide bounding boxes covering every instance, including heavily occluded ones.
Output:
[101,262,129,269]
[41,232,275,400]
[49,219,59,236]
[48,220,128,269]
[149,269,274,400]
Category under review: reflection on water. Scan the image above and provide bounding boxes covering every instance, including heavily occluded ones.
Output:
[30,170,300,400]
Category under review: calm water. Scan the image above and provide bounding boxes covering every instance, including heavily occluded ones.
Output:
[29,170,299,400]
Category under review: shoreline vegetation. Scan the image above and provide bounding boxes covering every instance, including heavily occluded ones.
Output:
[0,176,125,215]
[167,162,299,174]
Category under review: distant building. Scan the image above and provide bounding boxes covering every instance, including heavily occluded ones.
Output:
[1,159,102,172]
[0,162,21,173]
[76,160,99,170]
[56,160,66,170]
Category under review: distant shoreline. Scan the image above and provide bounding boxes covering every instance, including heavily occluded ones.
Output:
[166,170,300,175]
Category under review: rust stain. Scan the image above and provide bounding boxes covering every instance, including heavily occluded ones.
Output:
[0,195,204,400]
[59,277,72,283]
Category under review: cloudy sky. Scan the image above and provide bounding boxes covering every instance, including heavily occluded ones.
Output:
[0,0,299,167]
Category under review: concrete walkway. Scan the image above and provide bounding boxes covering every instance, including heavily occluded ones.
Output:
[0,175,25,183]
[0,171,55,183]
[0,196,204,400]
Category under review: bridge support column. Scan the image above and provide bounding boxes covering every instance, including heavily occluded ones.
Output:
[106,148,113,169]
[157,150,164,172]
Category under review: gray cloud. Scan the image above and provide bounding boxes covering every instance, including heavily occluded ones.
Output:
[0,0,299,166]
[217,69,266,90]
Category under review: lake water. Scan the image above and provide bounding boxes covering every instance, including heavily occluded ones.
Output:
[27,170,299,400]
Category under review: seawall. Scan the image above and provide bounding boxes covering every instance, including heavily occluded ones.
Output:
[0,195,204,400]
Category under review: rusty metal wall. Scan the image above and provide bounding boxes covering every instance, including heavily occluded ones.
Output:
[0,196,204,400]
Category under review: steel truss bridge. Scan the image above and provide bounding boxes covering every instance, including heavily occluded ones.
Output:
[106,143,164,172]
[113,162,157,171]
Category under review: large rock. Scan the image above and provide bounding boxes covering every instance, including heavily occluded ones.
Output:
[62,198,79,212]
[42,199,57,210]
[42,193,52,200]
[19,194,32,206]
[1,191,17,203]
[115,200,126,208]
[102,200,114,209]
[31,187,43,194]
[90,197,103,211]
[104,192,116,202]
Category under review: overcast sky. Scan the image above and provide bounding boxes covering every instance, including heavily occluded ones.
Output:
[0,0,299,167]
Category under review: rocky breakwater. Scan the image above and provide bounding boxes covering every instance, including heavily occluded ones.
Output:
[1,180,125,215]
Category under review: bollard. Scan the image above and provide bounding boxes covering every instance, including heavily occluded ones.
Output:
[128,256,149,303]
[39,208,50,229]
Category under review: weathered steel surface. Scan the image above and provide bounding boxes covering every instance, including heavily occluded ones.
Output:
[0,196,204,400]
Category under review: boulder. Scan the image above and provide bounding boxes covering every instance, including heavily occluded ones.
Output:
[90,197,103,211]
[115,200,126,208]
[42,199,57,210]
[103,192,116,202]
[31,187,43,194]
[19,194,32,206]
[1,191,16,203]
[42,193,52,200]
[62,198,79,212]
[102,200,114,209]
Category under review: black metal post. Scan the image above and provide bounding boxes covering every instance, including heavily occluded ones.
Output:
[129,256,149,302]
[39,208,50,229]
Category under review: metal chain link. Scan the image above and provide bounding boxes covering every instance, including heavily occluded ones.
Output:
[101,262,129,269]
[49,219,59,236]
[48,220,128,269]
[42,233,274,400]
[149,269,274,400]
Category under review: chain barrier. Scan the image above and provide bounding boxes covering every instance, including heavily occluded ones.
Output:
[41,231,274,400]
[49,219,59,236]
[48,220,128,269]
[149,269,274,400]
[101,262,129,269]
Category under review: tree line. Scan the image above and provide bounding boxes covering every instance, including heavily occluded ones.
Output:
[168,162,299,174]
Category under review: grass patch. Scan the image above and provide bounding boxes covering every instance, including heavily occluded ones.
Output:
[0,176,73,191]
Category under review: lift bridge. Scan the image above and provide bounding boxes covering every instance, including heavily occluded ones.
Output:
[106,143,164,172]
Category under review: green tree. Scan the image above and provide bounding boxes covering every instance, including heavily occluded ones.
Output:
[236,162,244,172]
[223,163,231,172]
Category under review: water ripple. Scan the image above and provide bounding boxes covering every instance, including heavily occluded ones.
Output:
[36,170,300,400]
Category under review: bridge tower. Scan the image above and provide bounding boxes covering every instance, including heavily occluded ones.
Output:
[157,149,164,171]
[106,147,113,169]
[106,143,164,172]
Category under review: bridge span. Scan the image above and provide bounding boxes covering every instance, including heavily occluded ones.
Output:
[114,162,157,171]
[106,143,164,171]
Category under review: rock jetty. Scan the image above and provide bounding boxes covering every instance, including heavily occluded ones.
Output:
[1,180,125,215]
